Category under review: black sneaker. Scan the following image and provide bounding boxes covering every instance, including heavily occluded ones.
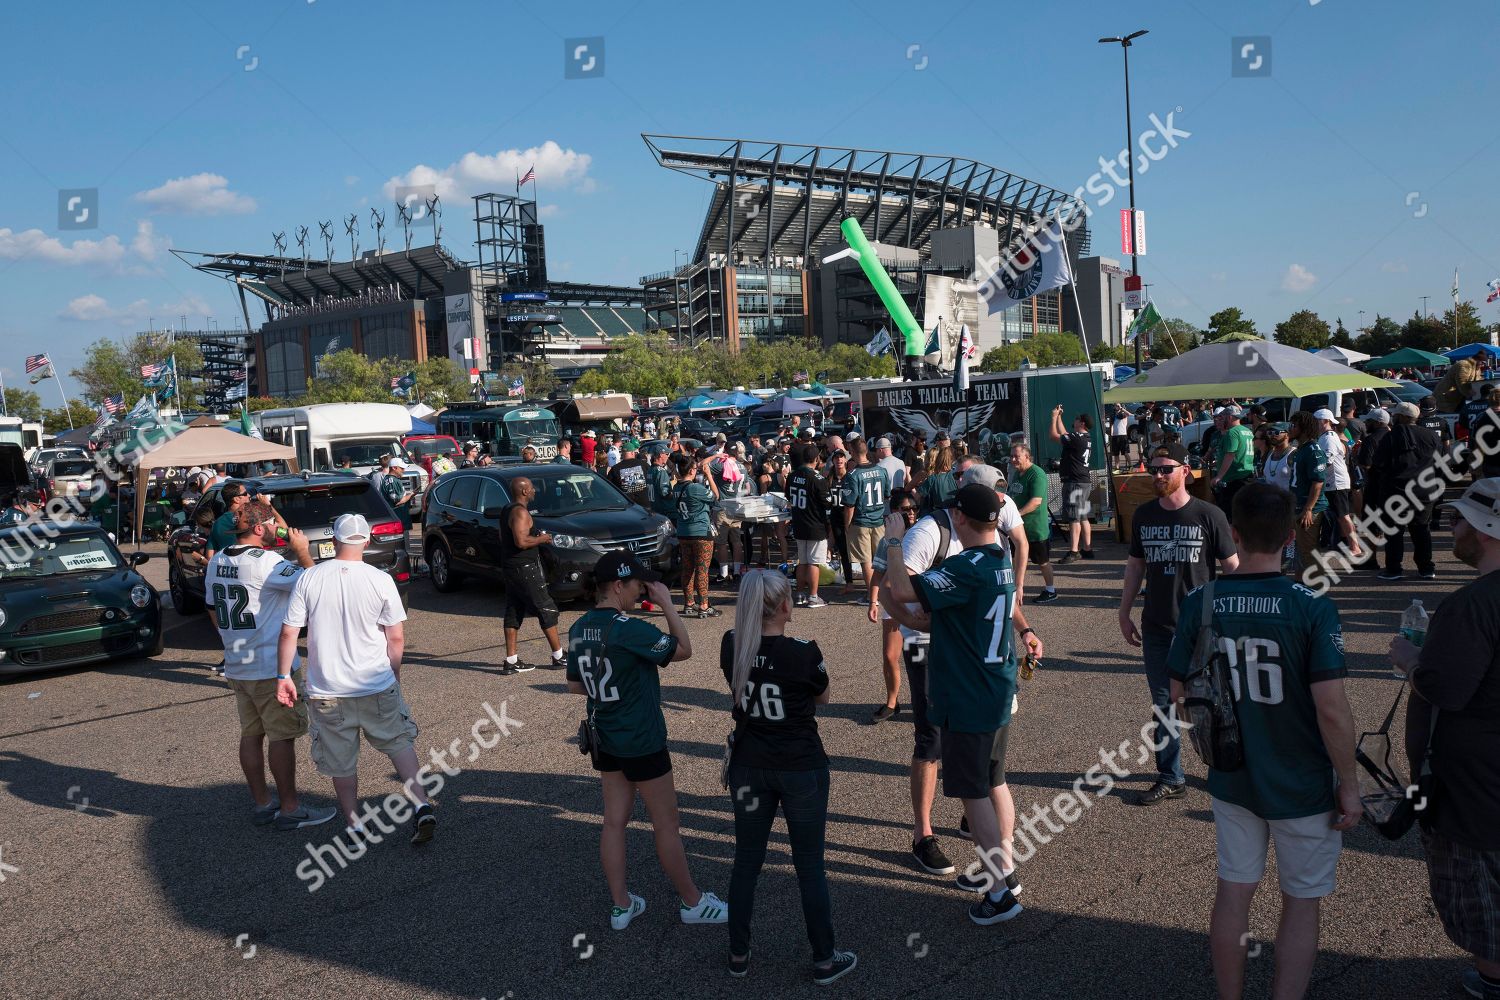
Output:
[1135,780,1186,806]
[955,867,1022,897]
[1056,551,1079,565]
[1377,569,1405,582]
[1418,569,1438,580]
[1033,589,1060,604]
[728,949,751,978]
[700,606,722,618]
[680,606,703,619]
[868,704,899,724]
[958,815,971,840]
[504,660,537,674]
[911,836,955,875]
[812,950,857,986]
[969,889,1023,926]
[1080,549,1095,560]
[410,803,436,844]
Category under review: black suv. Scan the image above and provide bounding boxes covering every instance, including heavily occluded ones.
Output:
[165,472,410,615]
[422,464,673,599]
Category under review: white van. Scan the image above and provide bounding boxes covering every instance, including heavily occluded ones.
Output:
[254,403,428,509]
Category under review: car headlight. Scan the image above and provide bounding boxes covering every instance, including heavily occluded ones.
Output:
[551,533,593,550]
[130,584,151,608]
[0,606,7,629]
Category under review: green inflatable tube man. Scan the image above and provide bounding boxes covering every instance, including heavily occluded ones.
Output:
[839,217,925,356]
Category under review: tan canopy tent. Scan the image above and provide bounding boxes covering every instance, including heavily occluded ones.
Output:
[129,426,298,546]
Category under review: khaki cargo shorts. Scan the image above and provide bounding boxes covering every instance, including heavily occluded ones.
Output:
[307,683,419,778]
[847,524,884,564]
[228,669,308,743]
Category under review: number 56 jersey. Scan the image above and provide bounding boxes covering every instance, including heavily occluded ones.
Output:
[567,609,679,758]
[206,545,307,682]
[1168,572,1348,820]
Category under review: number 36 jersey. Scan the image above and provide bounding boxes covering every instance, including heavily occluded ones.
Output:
[206,545,307,682]
[719,633,829,771]
[567,609,679,758]
[1168,572,1347,820]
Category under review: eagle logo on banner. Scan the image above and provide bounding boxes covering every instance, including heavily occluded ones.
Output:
[888,401,997,444]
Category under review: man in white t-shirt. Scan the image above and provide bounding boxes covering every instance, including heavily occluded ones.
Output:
[874,436,908,491]
[209,499,335,831]
[880,459,1025,880]
[278,513,436,844]
[1314,408,1363,557]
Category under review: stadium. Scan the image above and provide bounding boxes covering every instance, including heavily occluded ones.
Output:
[173,136,1130,397]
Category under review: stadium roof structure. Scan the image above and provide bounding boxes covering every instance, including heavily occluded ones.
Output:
[642,135,1089,268]
[172,244,464,307]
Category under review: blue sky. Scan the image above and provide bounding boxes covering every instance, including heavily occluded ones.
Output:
[3,0,1498,400]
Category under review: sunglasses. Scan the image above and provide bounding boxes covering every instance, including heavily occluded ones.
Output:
[1148,465,1184,476]
[895,506,917,514]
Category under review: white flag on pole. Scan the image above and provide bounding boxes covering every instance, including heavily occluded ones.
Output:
[865,327,893,357]
[952,324,974,394]
[977,220,1073,314]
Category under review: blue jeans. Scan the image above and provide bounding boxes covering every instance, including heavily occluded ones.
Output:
[1142,626,1185,786]
[726,764,835,963]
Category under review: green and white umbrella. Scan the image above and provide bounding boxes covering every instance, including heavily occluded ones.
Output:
[1102,339,1398,404]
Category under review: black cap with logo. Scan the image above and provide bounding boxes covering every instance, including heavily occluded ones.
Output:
[593,551,663,585]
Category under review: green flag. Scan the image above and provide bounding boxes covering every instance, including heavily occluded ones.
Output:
[240,407,262,440]
[1126,301,1163,344]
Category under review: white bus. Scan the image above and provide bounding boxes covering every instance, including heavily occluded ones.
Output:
[253,403,428,507]
[0,417,41,454]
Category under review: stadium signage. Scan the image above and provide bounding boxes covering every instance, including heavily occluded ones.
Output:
[505,312,561,323]
[501,291,549,302]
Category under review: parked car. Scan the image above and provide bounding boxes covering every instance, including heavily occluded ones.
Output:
[165,472,411,615]
[678,416,724,440]
[402,433,462,464]
[0,521,162,675]
[1390,379,1434,405]
[37,456,96,502]
[422,464,673,599]
[29,446,90,480]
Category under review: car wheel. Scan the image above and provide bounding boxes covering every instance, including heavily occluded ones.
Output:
[169,565,204,615]
[428,542,463,593]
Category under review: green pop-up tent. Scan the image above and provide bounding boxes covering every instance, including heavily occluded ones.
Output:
[1364,347,1451,370]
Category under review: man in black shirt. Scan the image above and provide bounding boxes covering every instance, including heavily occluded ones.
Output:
[1050,405,1095,563]
[1373,403,1442,580]
[1391,477,1500,1000]
[1120,443,1239,806]
[498,477,565,672]
[607,439,650,507]
[787,443,832,608]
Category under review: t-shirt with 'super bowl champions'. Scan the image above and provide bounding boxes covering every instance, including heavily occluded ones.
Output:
[1128,497,1235,634]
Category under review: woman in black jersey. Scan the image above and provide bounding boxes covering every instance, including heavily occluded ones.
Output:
[720,569,856,985]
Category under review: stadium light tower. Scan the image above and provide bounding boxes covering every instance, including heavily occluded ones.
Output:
[1099,28,1148,372]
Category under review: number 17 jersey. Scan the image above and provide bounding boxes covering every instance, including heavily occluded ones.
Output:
[206,545,306,682]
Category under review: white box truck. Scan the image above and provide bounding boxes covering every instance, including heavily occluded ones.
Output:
[254,403,429,510]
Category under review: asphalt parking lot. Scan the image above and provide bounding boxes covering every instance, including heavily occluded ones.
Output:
[0,529,1473,999]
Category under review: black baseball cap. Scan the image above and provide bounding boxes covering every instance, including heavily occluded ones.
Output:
[952,482,1002,524]
[1152,443,1191,465]
[593,551,662,585]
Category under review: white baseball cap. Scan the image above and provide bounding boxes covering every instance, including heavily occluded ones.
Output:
[332,513,371,543]
[389,457,407,470]
[1312,408,1337,423]
[1367,407,1391,424]
[1448,478,1500,540]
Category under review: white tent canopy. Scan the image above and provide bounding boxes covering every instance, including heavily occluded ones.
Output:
[129,426,298,546]
[1314,345,1371,365]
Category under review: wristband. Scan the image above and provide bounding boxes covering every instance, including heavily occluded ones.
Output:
[1019,628,1036,637]
[276,673,292,680]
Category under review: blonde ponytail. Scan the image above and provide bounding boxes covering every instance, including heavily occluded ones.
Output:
[731,569,791,710]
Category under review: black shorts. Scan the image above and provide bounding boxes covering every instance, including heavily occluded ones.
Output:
[594,745,673,783]
[1061,479,1092,522]
[501,562,560,630]
[1111,435,1130,457]
[1027,533,1051,565]
[902,642,940,762]
[1324,488,1352,518]
[940,724,1011,799]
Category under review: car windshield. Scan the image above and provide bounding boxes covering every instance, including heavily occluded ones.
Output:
[405,438,455,456]
[52,460,95,477]
[265,483,391,529]
[504,419,559,440]
[330,440,404,466]
[513,470,628,515]
[0,532,120,578]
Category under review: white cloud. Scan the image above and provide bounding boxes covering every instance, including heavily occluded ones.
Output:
[60,293,130,321]
[382,141,594,204]
[538,203,560,218]
[59,292,211,324]
[1380,260,1408,273]
[131,219,168,262]
[1281,263,1317,293]
[344,175,360,187]
[134,173,257,215]
[1209,271,1227,283]
[0,228,127,267]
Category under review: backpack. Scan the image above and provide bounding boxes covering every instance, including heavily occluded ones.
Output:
[1180,580,1245,772]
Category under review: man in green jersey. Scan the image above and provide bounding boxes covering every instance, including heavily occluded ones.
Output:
[841,439,891,595]
[646,448,674,518]
[1210,406,1256,524]
[1168,482,1361,1000]
[1286,410,1328,583]
[1007,442,1057,603]
[884,483,1044,928]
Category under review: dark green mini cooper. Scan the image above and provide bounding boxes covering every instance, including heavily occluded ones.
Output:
[0,522,163,676]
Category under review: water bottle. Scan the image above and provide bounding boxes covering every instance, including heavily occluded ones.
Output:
[1397,599,1429,677]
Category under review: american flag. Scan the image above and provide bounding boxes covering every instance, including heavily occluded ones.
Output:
[390,376,403,388]
[229,369,247,381]
[24,353,50,374]
[793,370,809,383]
[519,164,535,187]
[507,376,525,397]
[141,360,166,379]
[103,393,125,414]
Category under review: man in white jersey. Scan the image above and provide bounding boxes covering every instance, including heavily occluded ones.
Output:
[277,513,436,844]
[208,499,335,831]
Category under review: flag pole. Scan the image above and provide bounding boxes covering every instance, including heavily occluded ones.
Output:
[0,368,8,415]
[53,363,75,430]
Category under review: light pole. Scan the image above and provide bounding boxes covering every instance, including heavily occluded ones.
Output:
[673,249,685,342]
[1357,309,1366,336]
[1099,29,1148,372]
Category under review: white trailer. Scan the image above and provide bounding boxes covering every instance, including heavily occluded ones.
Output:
[254,403,428,507]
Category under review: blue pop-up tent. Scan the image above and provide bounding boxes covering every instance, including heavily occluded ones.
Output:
[753,395,820,417]
[1446,343,1500,361]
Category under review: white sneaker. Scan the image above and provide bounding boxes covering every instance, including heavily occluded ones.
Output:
[805,596,828,609]
[611,892,646,930]
[681,891,729,924]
